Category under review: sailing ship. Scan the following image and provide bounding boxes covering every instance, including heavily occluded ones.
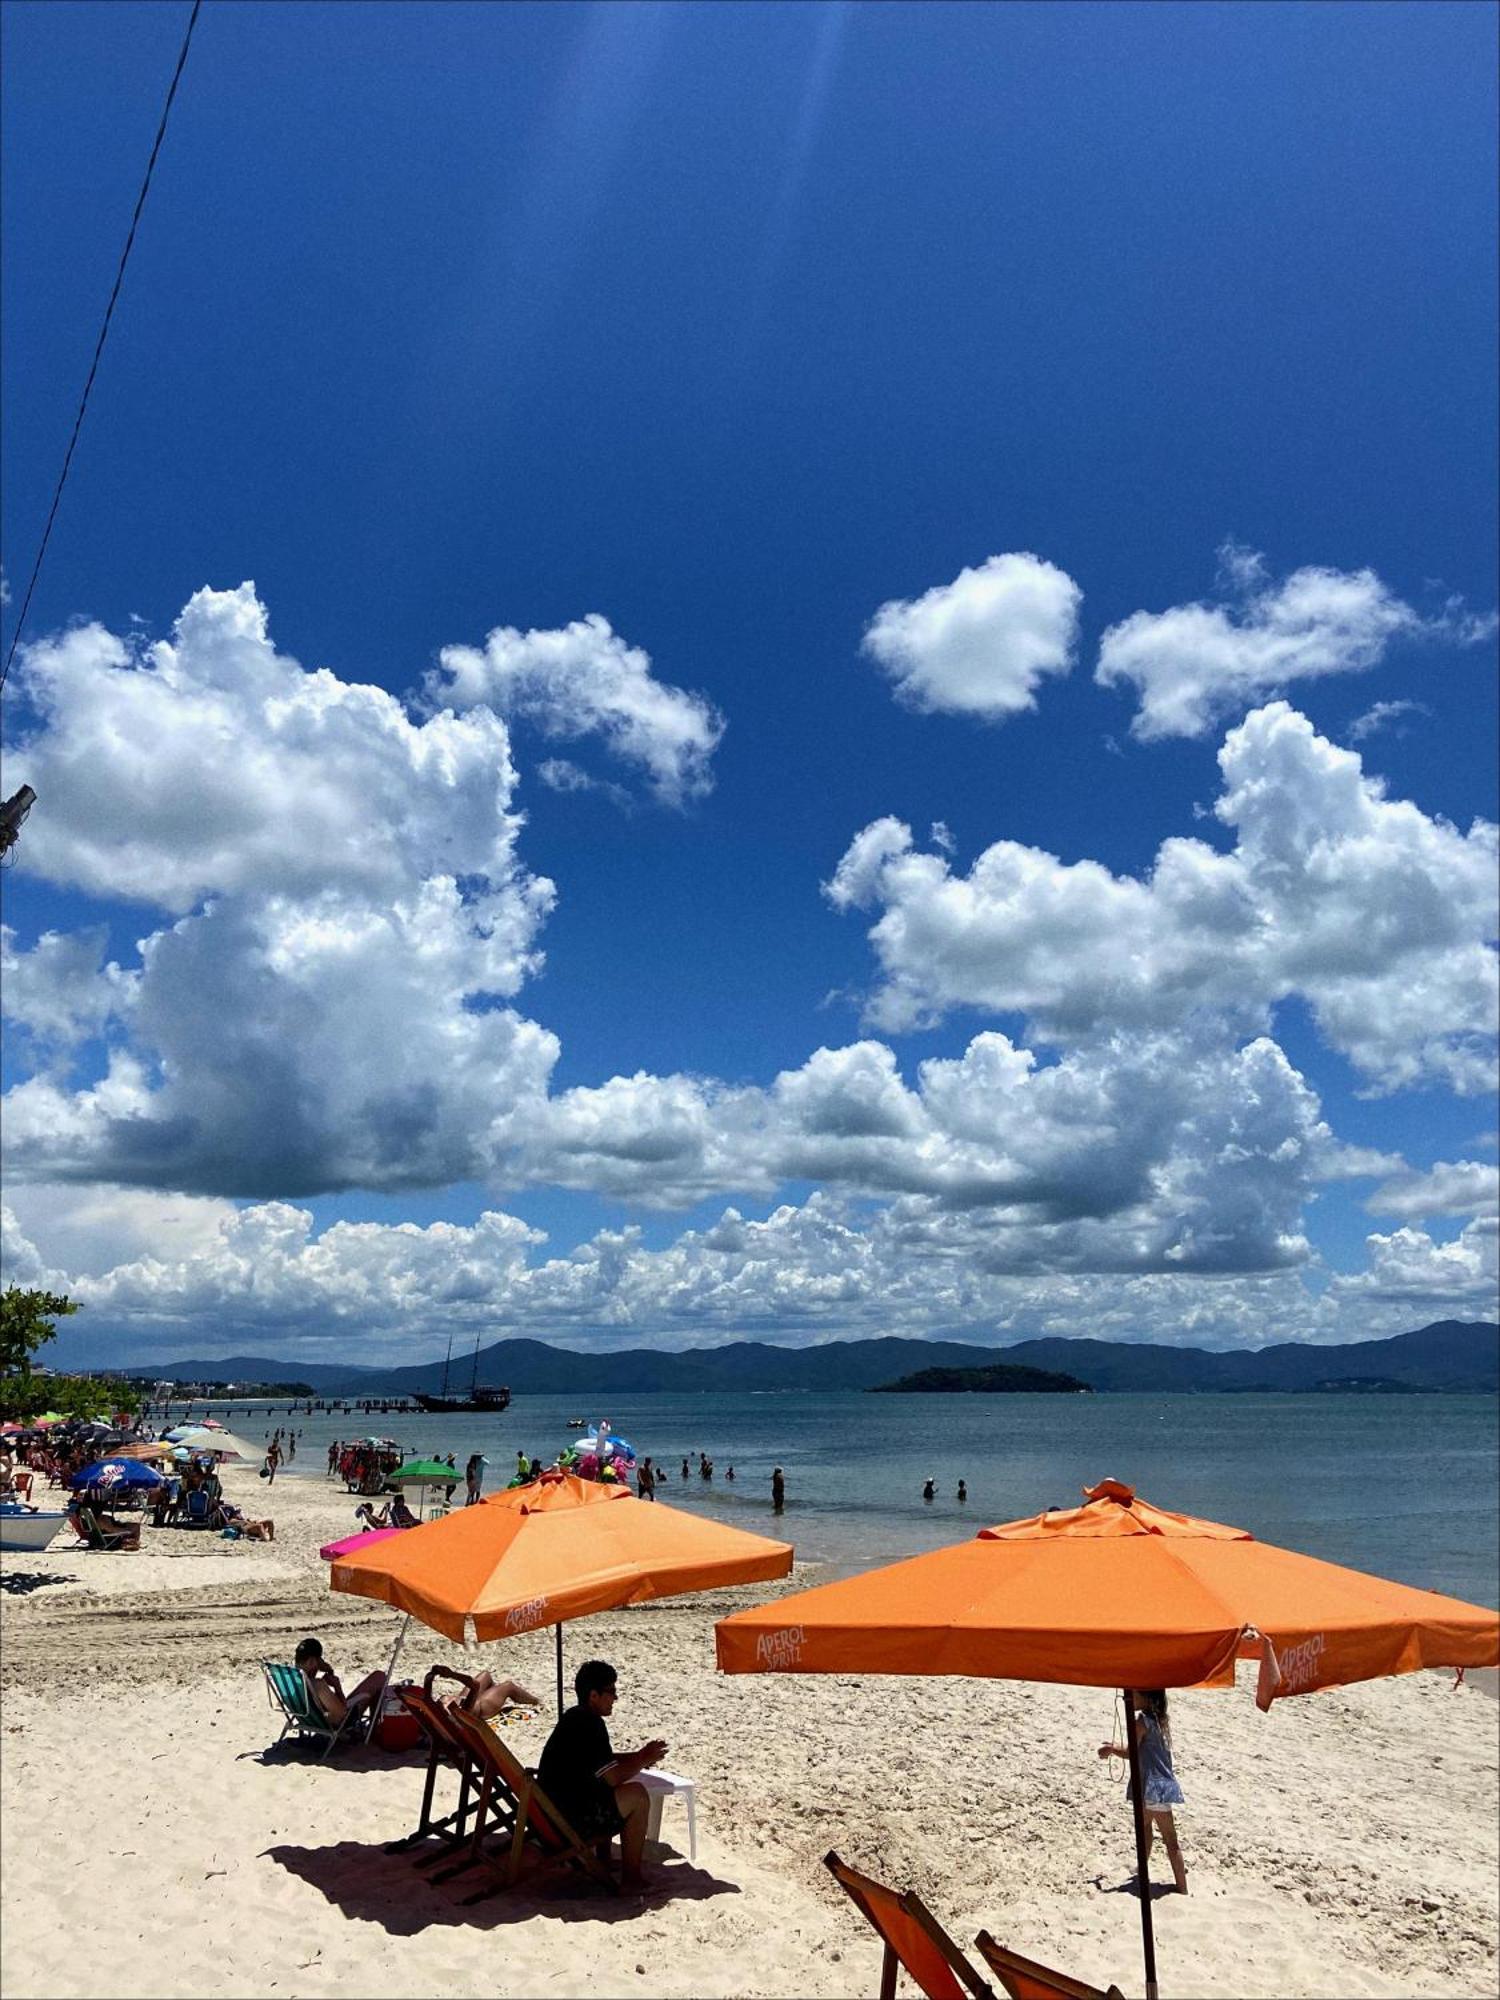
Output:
[411,1334,512,1415]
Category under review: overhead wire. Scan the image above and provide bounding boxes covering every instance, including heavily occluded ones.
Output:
[1,0,204,698]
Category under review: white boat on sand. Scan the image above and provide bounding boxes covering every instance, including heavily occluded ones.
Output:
[0,1504,71,1554]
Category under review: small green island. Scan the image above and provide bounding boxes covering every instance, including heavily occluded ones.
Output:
[868,1363,1091,1394]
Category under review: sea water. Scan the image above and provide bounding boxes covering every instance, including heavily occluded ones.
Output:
[174,1389,1499,1606]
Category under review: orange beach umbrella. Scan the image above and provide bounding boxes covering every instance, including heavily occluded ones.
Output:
[715,1478,1499,1701]
[715,1479,1499,1998]
[332,1470,793,1714]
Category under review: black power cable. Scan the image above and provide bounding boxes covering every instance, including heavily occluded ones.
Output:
[0,0,204,696]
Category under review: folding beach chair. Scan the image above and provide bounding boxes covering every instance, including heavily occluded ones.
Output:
[973,1934,1125,2000]
[260,1660,357,1759]
[387,1680,485,1865]
[73,1506,138,1552]
[436,1706,617,1902]
[180,1487,217,1529]
[824,1850,996,2000]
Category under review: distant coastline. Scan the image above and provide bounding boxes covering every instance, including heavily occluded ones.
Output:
[106,1318,1499,1398]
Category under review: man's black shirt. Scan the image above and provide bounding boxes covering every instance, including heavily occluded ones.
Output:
[538,1703,614,1822]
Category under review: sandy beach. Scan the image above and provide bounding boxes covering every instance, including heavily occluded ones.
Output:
[2,1462,1496,2000]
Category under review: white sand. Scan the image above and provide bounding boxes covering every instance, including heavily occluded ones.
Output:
[2,1463,1495,1999]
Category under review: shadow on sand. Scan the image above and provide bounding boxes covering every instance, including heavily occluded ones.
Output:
[1092,1871,1180,1903]
[0,1569,74,1597]
[237,1739,429,1773]
[266,1837,740,1933]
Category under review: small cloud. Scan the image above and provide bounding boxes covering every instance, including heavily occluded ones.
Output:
[430,614,724,808]
[1347,698,1432,743]
[862,552,1081,723]
[1215,538,1269,592]
[536,758,633,810]
[538,757,594,793]
[1097,546,1495,742]
[929,820,955,855]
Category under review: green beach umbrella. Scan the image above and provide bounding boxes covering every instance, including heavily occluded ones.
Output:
[389,1458,457,1484]
[387,1455,458,1522]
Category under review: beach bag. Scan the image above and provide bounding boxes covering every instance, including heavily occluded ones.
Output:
[258,1463,270,1479]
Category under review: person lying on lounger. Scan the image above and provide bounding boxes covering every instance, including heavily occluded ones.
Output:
[218,1501,275,1540]
[429,1663,540,1721]
[294,1636,386,1728]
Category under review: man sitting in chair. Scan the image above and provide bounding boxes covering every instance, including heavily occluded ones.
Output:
[68,1504,142,1550]
[538,1658,667,1890]
[294,1636,387,1730]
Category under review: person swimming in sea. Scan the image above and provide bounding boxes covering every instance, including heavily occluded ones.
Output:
[956,1479,968,1502]
[922,1477,936,1501]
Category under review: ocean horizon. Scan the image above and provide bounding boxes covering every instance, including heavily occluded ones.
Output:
[159,1386,1500,1609]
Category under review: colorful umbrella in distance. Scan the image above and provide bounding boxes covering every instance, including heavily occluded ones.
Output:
[169,1427,260,1460]
[389,1458,459,1484]
[69,1458,166,1493]
[715,1479,1500,2000]
[320,1526,403,1562]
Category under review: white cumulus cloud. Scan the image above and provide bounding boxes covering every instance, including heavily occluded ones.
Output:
[5,1184,1478,1368]
[4,585,560,1196]
[0,924,137,1046]
[827,703,1499,1095]
[1367,1161,1500,1222]
[862,552,1081,722]
[1096,544,1495,741]
[431,613,724,806]
[1326,1217,1498,1310]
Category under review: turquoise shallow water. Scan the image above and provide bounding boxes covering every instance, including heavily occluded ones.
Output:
[170,1389,1500,1606]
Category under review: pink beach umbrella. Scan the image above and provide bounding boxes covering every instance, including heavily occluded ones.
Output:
[319,1526,403,1562]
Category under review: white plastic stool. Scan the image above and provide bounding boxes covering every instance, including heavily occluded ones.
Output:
[638,1768,697,1861]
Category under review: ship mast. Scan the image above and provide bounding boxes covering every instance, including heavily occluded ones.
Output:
[439,1333,453,1399]
[469,1331,482,1394]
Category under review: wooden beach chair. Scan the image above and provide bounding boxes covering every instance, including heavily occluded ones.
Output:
[973,1934,1125,2000]
[386,1679,484,1865]
[824,1851,996,2000]
[436,1706,617,1902]
[260,1660,357,1759]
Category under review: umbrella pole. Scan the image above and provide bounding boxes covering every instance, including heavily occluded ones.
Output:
[555,1623,565,1720]
[1122,1690,1160,2000]
[366,1612,412,1745]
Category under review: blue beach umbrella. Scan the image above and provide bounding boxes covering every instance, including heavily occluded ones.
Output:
[70,1458,165,1494]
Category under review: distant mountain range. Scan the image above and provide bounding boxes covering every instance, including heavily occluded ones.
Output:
[122,1319,1498,1395]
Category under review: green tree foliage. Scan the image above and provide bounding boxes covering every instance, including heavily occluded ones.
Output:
[0,1286,79,1376]
[0,1287,140,1421]
[0,1371,143,1422]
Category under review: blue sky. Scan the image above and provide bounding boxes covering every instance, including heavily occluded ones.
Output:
[1,0,1496,1366]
